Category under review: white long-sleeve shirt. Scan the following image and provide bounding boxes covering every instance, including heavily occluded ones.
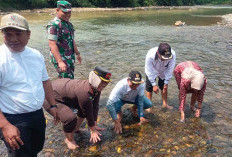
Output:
[145,47,176,86]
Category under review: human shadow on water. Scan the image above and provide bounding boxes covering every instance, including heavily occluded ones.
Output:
[168,95,216,124]
[200,102,216,124]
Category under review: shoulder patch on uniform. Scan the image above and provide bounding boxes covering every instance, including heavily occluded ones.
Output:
[55,19,60,25]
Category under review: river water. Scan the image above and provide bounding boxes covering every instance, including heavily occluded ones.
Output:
[0,6,232,156]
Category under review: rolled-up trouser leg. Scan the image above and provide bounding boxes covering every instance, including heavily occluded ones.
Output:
[143,96,153,109]
[43,100,77,133]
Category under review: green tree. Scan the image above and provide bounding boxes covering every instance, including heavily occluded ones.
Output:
[89,0,112,7]
[139,0,156,6]
[70,0,92,7]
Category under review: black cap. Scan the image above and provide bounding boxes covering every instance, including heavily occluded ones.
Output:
[158,43,173,60]
[94,66,111,82]
[128,71,144,84]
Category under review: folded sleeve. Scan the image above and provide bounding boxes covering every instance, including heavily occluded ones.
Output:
[47,22,59,41]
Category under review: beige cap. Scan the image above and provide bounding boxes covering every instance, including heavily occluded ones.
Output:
[0,13,29,30]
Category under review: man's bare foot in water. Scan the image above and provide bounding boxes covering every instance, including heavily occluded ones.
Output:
[195,109,201,118]
[65,138,79,150]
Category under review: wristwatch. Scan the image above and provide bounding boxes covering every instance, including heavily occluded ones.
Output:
[50,104,58,108]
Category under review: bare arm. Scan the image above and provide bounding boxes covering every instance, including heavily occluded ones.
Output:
[0,110,10,129]
[49,40,67,72]
[0,110,23,150]
[43,79,59,125]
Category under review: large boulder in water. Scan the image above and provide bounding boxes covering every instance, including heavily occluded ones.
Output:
[174,20,185,26]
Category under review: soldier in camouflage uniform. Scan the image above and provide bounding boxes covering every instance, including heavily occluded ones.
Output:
[47,0,82,79]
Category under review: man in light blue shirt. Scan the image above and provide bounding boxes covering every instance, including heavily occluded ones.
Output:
[106,71,153,134]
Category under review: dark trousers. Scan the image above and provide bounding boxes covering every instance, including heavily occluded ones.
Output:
[0,109,46,157]
[146,76,165,92]
[43,100,77,133]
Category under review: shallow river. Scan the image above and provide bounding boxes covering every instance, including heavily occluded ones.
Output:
[0,6,232,156]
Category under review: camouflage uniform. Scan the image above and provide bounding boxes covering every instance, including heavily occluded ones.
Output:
[47,17,75,79]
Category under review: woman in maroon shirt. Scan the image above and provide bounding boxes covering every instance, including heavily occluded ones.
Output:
[173,61,207,123]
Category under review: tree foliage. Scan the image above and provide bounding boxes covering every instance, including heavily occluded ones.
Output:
[0,0,230,10]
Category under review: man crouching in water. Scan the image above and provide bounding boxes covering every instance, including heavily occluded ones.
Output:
[106,71,153,134]
[43,66,111,149]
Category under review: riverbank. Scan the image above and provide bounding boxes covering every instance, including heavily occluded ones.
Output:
[0,6,198,14]
[1,5,231,27]
[1,5,232,14]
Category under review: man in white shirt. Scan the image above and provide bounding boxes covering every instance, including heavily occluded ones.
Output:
[145,43,176,110]
[106,71,153,134]
[0,13,58,157]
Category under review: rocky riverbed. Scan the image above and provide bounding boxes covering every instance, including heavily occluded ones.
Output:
[0,104,213,157]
